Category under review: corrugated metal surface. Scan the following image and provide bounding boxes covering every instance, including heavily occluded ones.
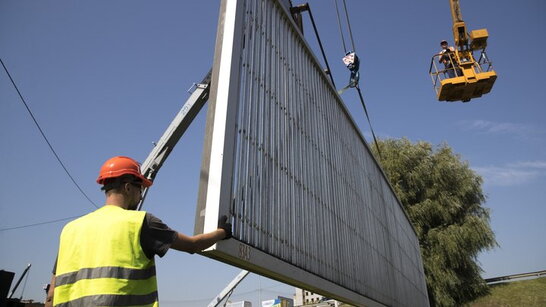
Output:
[198,0,429,306]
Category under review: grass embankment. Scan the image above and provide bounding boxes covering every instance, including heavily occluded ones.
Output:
[470,277,546,307]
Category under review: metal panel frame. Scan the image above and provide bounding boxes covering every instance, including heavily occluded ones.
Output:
[195,1,429,306]
[195,0,244,235]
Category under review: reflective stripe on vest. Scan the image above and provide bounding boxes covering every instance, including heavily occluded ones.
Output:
[54,206,158,307]
[55,266,157,286]
[54,292,158,307]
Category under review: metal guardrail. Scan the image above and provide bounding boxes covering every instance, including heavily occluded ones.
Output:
[429,53,460,95]
[485,270,546,284]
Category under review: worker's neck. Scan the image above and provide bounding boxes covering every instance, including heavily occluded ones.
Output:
[104,193,131,210]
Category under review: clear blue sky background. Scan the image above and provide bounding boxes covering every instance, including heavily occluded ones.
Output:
[1,0,544,305]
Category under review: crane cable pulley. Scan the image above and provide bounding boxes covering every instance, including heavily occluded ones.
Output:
[338,51,360,95]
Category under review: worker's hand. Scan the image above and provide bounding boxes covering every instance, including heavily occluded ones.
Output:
[218,215,233,240]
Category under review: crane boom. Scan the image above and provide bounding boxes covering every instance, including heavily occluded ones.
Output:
[207,270,250,307]
[448,0,468,48]
[449,0,463,23]
[136,70,211,211]
[8,264,31,299]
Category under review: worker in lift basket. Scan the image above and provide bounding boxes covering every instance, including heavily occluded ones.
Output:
[45,156,232,307]
[439,39,458,78]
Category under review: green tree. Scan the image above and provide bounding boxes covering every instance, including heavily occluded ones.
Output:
[371,138,497,307]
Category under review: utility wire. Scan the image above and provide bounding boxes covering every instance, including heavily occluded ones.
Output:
[0,215,82,232]
[0,58,98,208]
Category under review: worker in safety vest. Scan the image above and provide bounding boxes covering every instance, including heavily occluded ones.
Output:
[45,156,232,307]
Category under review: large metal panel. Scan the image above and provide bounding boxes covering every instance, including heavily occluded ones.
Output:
[195,0,429,306]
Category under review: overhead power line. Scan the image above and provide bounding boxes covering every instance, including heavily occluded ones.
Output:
[0,215,82,232]
[0,57,98,208]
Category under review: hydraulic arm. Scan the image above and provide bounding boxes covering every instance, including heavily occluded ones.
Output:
[137,70,211,211]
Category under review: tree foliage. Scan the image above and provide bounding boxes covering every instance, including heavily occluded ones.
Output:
[371,138,497,306]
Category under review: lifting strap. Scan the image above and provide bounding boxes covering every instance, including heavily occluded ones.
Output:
[333,0,383,160]
[355,86,383,160]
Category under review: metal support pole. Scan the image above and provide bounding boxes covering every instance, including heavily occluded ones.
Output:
[207,270,250,307]
[137,70,212,211]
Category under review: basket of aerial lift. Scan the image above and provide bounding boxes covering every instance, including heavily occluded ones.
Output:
[432,0,498,102]
[429,45,496,103]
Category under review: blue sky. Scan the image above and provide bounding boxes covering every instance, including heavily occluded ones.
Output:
[1,0,544,305]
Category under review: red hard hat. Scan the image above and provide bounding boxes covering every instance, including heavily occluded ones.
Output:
[96,156,153,187]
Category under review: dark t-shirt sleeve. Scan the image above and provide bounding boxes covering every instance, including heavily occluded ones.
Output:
[140,213,177,259]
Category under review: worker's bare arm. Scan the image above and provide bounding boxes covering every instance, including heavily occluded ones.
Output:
[170,229,226,254]
[45,274,55,307]
[170,215,231,253]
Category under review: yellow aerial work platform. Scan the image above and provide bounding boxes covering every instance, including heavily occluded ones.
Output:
[431,0,497,103]
[430,49,496,102]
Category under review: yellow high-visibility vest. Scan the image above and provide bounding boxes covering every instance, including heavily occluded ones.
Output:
[54,205,158,307]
